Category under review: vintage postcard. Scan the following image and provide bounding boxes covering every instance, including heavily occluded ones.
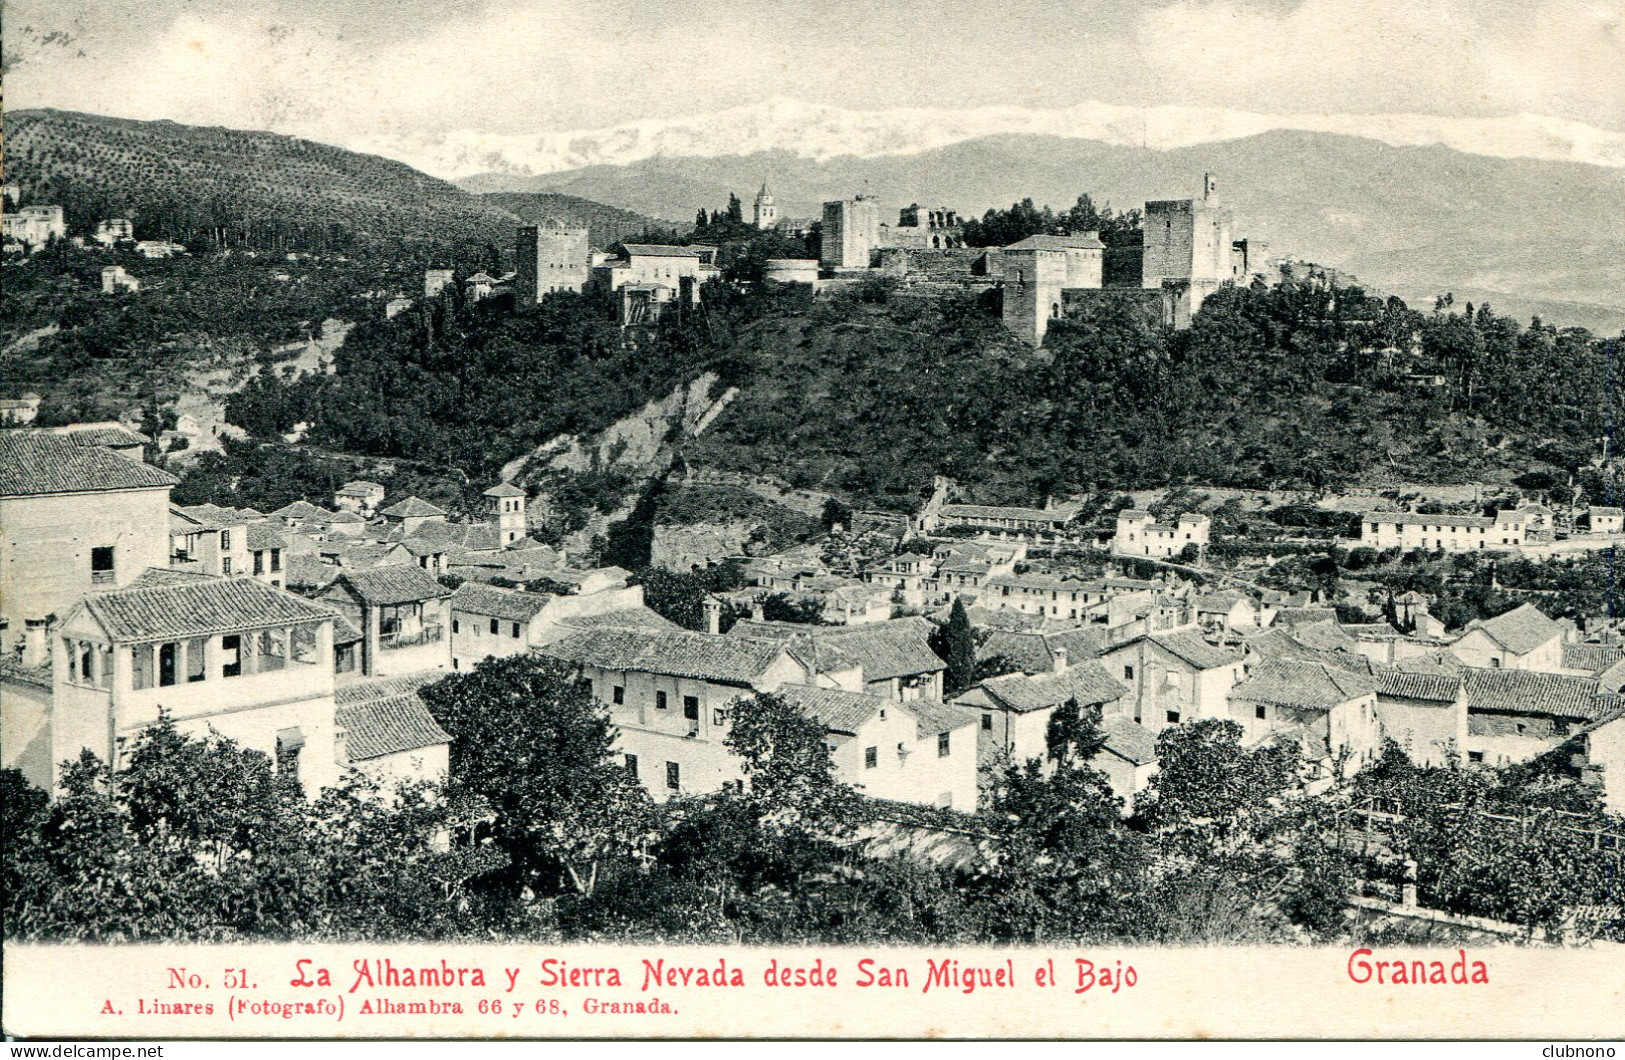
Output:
[2,0,1622,1042]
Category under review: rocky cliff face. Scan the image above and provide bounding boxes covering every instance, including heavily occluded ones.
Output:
[504,371,724,482]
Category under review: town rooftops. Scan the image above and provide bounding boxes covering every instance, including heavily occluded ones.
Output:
[543,628,792,687]
[336,480,384,495]
[380,496,447,520]
[620,244,703,258]
[483,482,526,498]
[448,582,551,623]
[245,523,288,551]
[1363,511,1516,528]
[1590,506,1623,517]
[976,628,1106,676]
[1461,668,1606,721]
[1231,657,1377,712]
[1100,715,1158,766]
[336,670,444,706]
[1146,629,1244,670]
[329,564,452,606]
[727,617,945,680]
[970,662,1127,714]
[76,578,337,642]
[1562,642,1625,674]
[1002,233,1106,252]
[1372,667,1462,703]
[777,684,976,738]
[1462,603,1562,654]
[269,500,331,521]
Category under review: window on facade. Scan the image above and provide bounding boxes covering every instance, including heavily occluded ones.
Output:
[1124,665,1134,680]
[1255,705,1267,720]
[222,556,233,575]
[452,618,460,634]
[271,549,282,572]
[254,550,265,575]
[158,641,179,687]
[656,690,669,710]
[713,707,726,726]
[682,696,699,720]
[78,641,93,683]
[665,761,680,791]
[511,622,520,638]
[132,645,154,689]
[982,713,993,731]
[938,732,951,757]
[1489,658,1502,668]
[489,617,499,635]
[1468,751,1484,764]
[625,753,638,777]
[1166,710,1181,724]
[221,634,242,677]
[864,746,878,769]
[220,530,231,551]
[90,546,115,584]
[612,685,625,705]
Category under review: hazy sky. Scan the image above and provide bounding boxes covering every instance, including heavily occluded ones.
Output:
[7,0,1623,141]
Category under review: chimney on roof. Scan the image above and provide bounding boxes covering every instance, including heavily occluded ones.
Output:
[22,618,49,669]
[1052,645,1069,674]
[703,598,722,636]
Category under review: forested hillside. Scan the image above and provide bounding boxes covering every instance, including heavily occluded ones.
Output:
[5,109,514,253]
[226,265,1623,510]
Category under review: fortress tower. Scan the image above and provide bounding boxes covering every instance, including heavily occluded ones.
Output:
[515,224,591,304]
[1142,172,1234,325]
[820,195,880,271]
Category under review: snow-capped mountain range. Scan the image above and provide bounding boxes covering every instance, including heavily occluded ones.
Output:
[346,97,1625,181]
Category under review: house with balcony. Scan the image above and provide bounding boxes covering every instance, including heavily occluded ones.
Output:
[50,575,342,795]
[317,565,452,677]
[0,432,176,671]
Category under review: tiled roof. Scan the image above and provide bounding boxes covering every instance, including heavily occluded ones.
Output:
[380,496,447,519]
[269,500,331,521]
[337,693,451,761]
[401,521,503,553]
[1461,668,1606,720]
[320,510,365,525]
[1149,629,1244,670]
[0,433,176,497]
[556,607,678,632]
[621,244,702,257]
[1464,603,1561,655]
[1372,667,1462,703]
[1291,621,1359,652]
[1271,607,1339,627]
[941,503,1067,523]
[1101,715,1158,766]
[1364,511,1496,528]
[483,482,526,498]
[449,582,551,622]
[336,670,444,706]
[246,523,287,551]
[543,628,790,687]
[330,564,451,606]
[777,684,884,736]
[1231,657,1376,712]
[81,578,337,641]
[1562,642,1625,674]
[283,552,337,590]
[727,617,944,680]
[123,566,220,589]
[0,656,53,690]
[1002,233,1106,251]
[976,661,1127,713]
[976,628,1105,676]
[20,423,149,447]
[906,698,980,737]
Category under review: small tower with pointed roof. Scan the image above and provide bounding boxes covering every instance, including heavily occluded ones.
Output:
[484,482,527,545]
[753,182,777,230]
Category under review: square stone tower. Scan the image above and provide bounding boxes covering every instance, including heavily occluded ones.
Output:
[516,224,591,304]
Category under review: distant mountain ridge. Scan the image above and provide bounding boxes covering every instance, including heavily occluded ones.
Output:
[348,97,1625,180]
[463,131,1625,332]
[3,110,666,254]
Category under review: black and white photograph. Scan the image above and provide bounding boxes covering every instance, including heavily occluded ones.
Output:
[1,0,1621,1042]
